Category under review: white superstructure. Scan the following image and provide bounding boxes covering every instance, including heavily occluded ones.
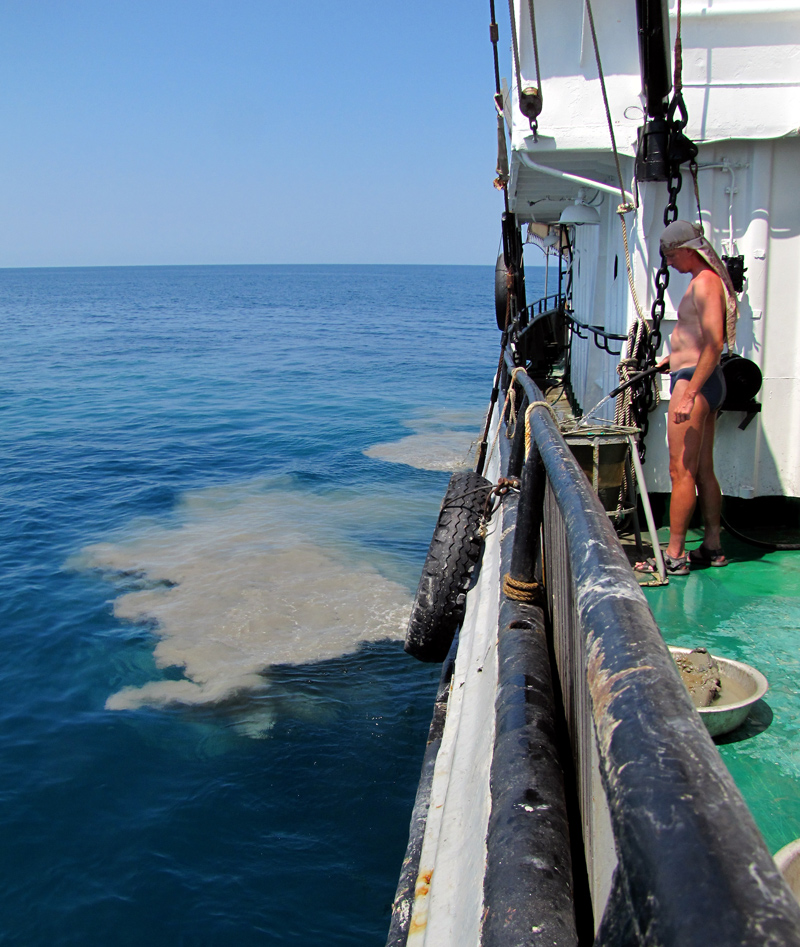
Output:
[506,0,800,497]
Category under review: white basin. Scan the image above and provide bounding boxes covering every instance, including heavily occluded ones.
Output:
[775,839,800,905]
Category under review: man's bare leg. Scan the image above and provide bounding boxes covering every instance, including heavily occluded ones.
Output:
[666,379,710,559]
[695,410,722,549]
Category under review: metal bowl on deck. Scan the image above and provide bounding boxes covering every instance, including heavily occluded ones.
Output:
[774,839,800,905]
[669,647,769,738]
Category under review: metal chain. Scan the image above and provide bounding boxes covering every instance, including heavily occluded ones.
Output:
[630,168,682,460]
[632,0,691,459]
[625,0,696,462]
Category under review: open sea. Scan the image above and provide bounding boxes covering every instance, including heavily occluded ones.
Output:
[0,264,545,945]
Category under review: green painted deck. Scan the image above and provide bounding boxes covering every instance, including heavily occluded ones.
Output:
[643,529,800,855]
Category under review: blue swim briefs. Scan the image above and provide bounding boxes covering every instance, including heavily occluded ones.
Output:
[669,364,727,412]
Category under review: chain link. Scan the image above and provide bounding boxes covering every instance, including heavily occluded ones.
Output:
[629,167,683,460]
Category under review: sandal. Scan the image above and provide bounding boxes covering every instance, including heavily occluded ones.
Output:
[634,553,690,576]
[689,544,728,568]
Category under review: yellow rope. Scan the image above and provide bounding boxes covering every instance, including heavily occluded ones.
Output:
[503,573,542,603]
[507,386,518,436]
[486,367,529,470]
[524,400,556,459]
[618,205,646,323]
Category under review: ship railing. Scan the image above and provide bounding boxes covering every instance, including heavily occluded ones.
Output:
[565,314,627,356]
[520,292,565,321]
[514,292,565,334]
[511,294,569,380]
[485,350,800,946]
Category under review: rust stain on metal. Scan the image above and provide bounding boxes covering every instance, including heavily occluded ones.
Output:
[414,869,433,899]
[587,634,654,757]
[408,868,433,935]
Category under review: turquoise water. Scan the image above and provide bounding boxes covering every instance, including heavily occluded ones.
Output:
[0,264,543,945]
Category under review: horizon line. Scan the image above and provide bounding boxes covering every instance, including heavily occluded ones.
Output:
[0,261,548,272]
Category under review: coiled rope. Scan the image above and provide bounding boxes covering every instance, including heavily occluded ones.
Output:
[503,573,542,603]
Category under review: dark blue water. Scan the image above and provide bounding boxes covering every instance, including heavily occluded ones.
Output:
[0,264,545,945]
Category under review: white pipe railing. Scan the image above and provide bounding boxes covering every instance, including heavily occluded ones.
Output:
[514,151,636,206]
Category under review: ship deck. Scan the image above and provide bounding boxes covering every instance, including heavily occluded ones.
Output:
[636,530,800,856]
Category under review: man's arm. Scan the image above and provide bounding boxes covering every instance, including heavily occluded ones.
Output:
[672,271,725,423]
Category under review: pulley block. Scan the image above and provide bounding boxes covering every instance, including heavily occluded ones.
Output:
[519,86,542,121]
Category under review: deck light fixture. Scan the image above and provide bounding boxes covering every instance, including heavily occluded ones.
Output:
[559,188,600,225]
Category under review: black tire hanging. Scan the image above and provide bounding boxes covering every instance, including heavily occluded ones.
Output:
[405,471,492,663]
[495,252,509,330]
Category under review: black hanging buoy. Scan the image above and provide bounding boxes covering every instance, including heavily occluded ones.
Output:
[495,252,509,331]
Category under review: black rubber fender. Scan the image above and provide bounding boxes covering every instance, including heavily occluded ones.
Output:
[495,251,509,330]
[405,471,492,662]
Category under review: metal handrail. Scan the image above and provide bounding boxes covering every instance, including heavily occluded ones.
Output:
[565,313,627,355]
[501,351,800,945]
[521,292,565,320]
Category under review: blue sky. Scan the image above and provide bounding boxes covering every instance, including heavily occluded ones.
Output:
[0,1,505,267]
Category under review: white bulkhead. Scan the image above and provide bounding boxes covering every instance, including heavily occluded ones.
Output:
[507,0,800,497]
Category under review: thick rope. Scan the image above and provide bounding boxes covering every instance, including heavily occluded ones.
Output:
[524,399,557,459]
[676,1,705,238]
[584,0,625,199]
[526,0,542,98]
[619,211,646,322]
[583,0,650,338]
[507,386,518,435]
[486,366,559,468]
[485,366,528,470]
[508,0,523,107]
[489,1,511,207]
[614,321,659,430]
[503,573,542,603]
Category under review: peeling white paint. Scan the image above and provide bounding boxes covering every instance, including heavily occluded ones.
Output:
[406,426,502,947]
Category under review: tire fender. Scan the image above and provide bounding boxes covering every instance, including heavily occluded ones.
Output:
[405,471,492,662]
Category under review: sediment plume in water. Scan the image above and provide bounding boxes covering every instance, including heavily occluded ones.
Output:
[71,479,412,711]
[364,409,482,471]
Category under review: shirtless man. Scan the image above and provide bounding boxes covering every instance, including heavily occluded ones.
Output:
[637,220,735,576]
